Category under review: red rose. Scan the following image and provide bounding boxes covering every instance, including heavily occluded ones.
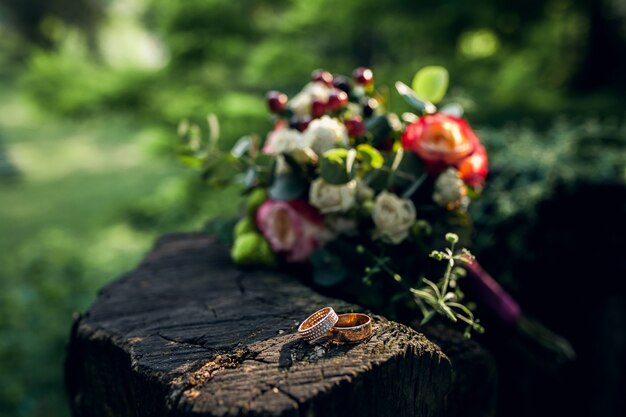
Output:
[457,143,488,187]
[401,113,488,186]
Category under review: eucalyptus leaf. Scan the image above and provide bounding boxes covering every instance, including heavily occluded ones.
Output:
[411,66,449,104]
[388,151,425,191]
[363,168,389,192]
[395,81,437,114]
[439,103,464,118]
[231,135,251,157]
[311,249,348,287]
[401,173,427,199]
[365,115,392,146]
[267,174,307,200]
[243,167,256,188]
[320,149,353,184]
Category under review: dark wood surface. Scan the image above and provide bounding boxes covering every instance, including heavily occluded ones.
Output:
[65,233,462,417]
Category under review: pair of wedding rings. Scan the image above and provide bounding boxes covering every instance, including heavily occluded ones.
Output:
[297,307,372,344]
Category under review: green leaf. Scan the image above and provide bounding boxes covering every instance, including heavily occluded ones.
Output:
[395,81,437,114]
[311,249,348,287]
[177,154,204,168]
[320,149,353,185]
[363,168,389,192]
[323,148,349,163]
[439,103,464,118]
[231,135,251,157]
[243,167,256,188]
[365,115,393,146]
[420,310,437,326]
[438,301,458,322]
[206,113,220,149]
[410,288,438,304]
[267,174,307,200]
[401,173,427,199]
[253,154,275,186]
[282,152,303,175]
[357,144,384,169]
[346,149,357,176]
[390,292,409,303]
[422,278,442,298]
[411,66,449,104]
[201,154,240,186]
[388,151,425,191]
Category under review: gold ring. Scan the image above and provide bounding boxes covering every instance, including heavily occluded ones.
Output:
[297,307,338,344]
[329,313,372,343]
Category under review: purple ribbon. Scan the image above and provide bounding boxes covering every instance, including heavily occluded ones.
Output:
[464,261,521,326]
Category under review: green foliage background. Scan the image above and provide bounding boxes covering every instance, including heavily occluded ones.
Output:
[0,0,624,416]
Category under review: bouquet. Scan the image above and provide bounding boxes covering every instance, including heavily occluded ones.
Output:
[177,66,575,350]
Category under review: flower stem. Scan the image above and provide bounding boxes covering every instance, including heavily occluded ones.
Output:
[440,241,455,295]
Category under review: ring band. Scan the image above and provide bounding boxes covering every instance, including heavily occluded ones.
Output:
[297,307,338,344]
[329,313,372,343]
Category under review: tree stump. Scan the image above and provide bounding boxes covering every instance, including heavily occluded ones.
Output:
[65,233,493,417]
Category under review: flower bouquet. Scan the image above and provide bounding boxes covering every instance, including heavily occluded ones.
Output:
[177,66,576,349]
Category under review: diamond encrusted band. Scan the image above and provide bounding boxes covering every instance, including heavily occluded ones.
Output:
[297,307,338,344]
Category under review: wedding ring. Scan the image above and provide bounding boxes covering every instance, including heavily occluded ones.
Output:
[329,313,372,343]
[297,307,338,344]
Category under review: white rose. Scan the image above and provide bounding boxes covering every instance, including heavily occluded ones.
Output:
[262,128,304,155]
[309,178,357,214]
[433,168,468,210]
[372,191,416,244]
[303,116,349,156]
[289,82,332,116]
[289,92,312,117]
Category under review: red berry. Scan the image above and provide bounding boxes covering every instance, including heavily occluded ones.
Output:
[298,116,312,132]
[311,69,333,86]
[311,98,327,118]
[327,89,349,111]
[362,98,378,117]
[289,115,311,132]
[353,67,374,86]
[266,90,288,113]
[333,75,352,93]
[345,116,366,137]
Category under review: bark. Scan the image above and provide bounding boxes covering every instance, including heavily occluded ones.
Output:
[65,233,457,417]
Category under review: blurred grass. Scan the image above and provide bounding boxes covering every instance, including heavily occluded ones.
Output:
[0,0,625,415]
[0,79,242,417]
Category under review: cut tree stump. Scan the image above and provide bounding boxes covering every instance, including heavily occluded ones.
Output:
[65,233,495,417]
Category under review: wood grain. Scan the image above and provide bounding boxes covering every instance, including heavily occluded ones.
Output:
[65,233,464,417]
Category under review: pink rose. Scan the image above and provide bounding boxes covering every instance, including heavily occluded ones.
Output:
[256,199,324,262]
